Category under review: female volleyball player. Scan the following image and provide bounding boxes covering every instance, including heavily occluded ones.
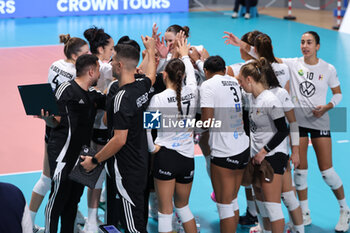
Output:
[281,31,349,232]
[238,58,290,233]
[29,34,89,232]
[147,38,198,233]
[200,55,250,233]
[253,33,304,233]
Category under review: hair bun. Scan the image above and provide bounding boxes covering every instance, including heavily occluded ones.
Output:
[59,34,71,44]
[182,26,190,37]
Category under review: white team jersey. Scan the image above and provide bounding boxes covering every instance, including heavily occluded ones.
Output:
[282,57,340,130]
[94,60,113,130]
[271,62,290,88]
[228,59,255,77]
[270,87,294,112]
[148,56,198,158]
[248,90,288,157]
[48,59,76,91]
[200,74,250,158]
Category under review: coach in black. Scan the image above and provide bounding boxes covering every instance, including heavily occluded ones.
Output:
[41,54,105,233]
[81,36,156,233]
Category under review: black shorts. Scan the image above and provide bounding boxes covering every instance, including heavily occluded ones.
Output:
[153,147,194,184]
[210,147,250,170]
[299,126,331,138]
[264,153,289,175]
[91,128,109,145]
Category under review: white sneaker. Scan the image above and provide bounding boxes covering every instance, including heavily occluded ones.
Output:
[244,13,251,19]
[231,12,238,18]
[286,221,293,233]
[33,225,45,233]
[302,210,312,226]
[76,210,86,225]
[82,222,99,233]
[335,209,350,232]
[249,224,262,233]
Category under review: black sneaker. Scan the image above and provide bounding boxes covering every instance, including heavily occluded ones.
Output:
[239,208,258,226]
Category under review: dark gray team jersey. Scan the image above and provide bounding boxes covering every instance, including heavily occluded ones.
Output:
[47,80,105,179]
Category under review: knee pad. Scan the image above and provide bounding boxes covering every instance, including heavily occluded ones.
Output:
[158,212,173,232]
[294,169,308,191]
[231,198,239,211]
[321,167,343,190]
[281,191,299,211]
[264,202,284,222]
[175,205,194,223]
[256,200,268,218]
[216,202,234,220]
[33,174,51,196]
[94,169,106,189]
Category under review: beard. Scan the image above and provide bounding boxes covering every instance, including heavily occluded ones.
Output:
[91,80,98,87]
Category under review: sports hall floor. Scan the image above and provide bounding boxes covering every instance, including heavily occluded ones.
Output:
[1,9,350,233]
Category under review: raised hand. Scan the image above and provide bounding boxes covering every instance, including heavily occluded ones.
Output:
[156,36,169,59]
[177,37,190,58]
[141,35,156,51]
[152,23,161,42]
[189,47,200,62]
[223,31,241,47]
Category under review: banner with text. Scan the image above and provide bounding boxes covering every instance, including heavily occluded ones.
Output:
[0,0,188,19]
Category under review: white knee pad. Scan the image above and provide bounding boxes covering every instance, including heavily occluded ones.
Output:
[231,198,239,211]
[94,169,106,189]
[158,212,173,232]
[321,167,343,190]
[281,191,299,211]
[33,174,51,196]
[175,205,194,223]
[256,200,268,218]
[264,202,284,222]
[294,169,308,191]
[216,202,235,220]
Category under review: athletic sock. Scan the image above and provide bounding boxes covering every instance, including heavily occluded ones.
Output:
[87,208,98,224]
[294,224,305,233]
[30,210,36,225]
[299,200,309,213]
[338,198,350,210]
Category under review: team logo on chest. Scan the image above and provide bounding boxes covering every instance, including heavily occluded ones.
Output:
[299,81,316,97]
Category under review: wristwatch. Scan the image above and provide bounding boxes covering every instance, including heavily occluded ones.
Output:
[91,157,99,165]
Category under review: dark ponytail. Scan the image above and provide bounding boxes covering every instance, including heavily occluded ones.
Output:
[254,34,278,64]
[84,26,111,55]
[304,31,320,45]
[165,59,185,116]
[259,57,280,88]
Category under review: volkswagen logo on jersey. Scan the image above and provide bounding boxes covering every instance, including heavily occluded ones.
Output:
[144,110,162,129]
[299,81,316,97]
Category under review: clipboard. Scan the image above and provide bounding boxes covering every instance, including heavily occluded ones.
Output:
[18,83,59,116]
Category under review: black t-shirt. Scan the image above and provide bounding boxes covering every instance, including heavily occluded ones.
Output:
[107,77,152,188]
[48,80,105,177]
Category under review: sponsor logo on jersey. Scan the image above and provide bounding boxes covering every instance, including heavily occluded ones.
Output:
[79,99,85,104]
[298,69,304,76]
[319,74,324,80]
[299,81,316,97]
[184,170,194,179]
[235,103,241,112]
[143,110,161,129]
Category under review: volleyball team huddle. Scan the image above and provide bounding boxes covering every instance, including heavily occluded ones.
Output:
[29,23,350,233]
